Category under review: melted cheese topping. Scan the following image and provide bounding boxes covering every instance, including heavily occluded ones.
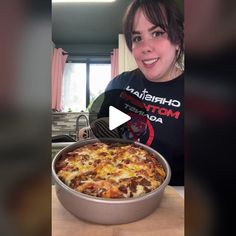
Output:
[56,142,166,198]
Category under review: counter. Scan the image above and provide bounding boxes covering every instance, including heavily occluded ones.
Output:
[52,185,184,236]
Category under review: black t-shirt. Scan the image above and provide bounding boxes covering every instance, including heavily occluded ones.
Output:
[98,69,184,185]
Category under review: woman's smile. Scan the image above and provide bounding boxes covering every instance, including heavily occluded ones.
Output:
[142,57,160,67]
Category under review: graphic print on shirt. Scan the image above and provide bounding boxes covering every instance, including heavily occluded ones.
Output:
[119,85,182,146]
[125,86,181,122]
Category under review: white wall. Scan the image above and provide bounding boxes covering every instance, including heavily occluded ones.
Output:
[118,34,137,73]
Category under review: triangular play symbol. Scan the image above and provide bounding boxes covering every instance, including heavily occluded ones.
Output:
[109,106,131,131]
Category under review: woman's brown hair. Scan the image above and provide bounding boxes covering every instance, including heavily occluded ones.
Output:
[123,0,184,65]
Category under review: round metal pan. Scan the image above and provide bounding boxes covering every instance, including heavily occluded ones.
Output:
[52,138,171,225]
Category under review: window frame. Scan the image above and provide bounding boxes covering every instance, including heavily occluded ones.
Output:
[65,55,111,111]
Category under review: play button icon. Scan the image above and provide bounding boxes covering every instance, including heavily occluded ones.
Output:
[88,89,148,141]
[109,106,131,130]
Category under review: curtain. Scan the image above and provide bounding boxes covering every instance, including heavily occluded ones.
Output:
[51,48,68,111]
[111,48,119,79]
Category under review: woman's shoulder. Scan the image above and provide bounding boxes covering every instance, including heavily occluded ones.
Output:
[107,69,141,90]
[115,69,141,81]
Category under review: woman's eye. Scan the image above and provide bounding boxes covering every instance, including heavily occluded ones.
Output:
[152,31,164,38]
[132,35,142,43]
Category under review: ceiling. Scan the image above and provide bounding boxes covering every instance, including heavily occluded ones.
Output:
[52,1,132,46]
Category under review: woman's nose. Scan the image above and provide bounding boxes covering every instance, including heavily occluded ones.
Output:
[141,39,153,54]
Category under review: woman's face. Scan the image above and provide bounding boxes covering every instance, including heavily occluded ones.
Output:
[132,9,178,82]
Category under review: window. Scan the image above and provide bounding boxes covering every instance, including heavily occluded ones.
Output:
[62,63,87,112]
[62,60,111,112]
[89,64,111,105]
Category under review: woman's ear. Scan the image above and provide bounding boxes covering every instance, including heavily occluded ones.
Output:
[175,45,181,58]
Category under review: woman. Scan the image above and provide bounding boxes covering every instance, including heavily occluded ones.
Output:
[97,0,184,185]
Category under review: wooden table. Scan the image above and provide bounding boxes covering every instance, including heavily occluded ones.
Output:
[52,186,184,236]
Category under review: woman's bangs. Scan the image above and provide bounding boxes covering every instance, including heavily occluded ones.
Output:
[141,3,168,31]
